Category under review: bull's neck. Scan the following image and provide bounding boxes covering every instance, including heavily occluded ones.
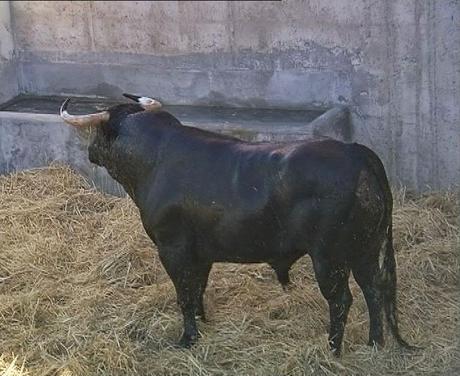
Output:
[103,126,169,203]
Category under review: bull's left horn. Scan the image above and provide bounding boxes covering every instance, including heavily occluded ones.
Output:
[123,93,162,112]
[60,98,110,127]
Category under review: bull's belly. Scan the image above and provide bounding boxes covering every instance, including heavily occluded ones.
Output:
[197,220,306,264]
[208,241,287,263]
[143,196,325,263]
[205,244,294,264]
[191,198,324,263]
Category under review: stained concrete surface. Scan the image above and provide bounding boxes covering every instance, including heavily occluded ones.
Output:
[0,1,17,103]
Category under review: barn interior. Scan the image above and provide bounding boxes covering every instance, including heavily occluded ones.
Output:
[0,1,459,375]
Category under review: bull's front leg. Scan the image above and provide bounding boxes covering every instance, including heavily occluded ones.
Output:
[158,246,210,348]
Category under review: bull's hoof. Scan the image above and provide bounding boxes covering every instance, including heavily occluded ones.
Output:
[330,347,342,357]
[399,342,423,352]
[195,313,207,322]
[329,340,342,357]
[367,338,384,349]
[178,334,198,349]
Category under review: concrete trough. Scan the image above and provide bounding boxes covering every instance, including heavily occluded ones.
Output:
[0,94,350,196]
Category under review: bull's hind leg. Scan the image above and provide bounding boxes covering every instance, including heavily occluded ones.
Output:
[196,264,212,321]
[352,257,384,347]
[311,255,352,356]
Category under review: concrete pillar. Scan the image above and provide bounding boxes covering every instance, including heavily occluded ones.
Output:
[0,0,17,102]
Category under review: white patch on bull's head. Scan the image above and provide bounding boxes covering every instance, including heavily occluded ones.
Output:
[123,93,162,112]
[138,97,162,111]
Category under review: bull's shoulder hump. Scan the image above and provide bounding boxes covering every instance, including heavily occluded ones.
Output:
[120,110,182,131]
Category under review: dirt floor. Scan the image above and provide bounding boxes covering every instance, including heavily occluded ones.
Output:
[0,166,459,376]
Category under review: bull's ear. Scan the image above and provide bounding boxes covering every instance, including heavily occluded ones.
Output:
[123,93,162,112]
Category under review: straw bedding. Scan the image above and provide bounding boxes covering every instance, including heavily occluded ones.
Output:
[0,165,458,375]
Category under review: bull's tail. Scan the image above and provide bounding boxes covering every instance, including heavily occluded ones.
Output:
[381,222,418,350]
[355,143,417,350]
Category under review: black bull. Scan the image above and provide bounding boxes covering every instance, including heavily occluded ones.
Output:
[61,95,415,355]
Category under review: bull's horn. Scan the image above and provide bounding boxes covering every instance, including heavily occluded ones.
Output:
[123,93,162,112]
[60,98,109,127]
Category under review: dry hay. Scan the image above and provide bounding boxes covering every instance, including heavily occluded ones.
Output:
[0,165,459,376]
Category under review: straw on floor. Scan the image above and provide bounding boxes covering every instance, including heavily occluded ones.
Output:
[0,165,458,375]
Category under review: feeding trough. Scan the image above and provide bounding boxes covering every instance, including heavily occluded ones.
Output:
[0,94,350,195]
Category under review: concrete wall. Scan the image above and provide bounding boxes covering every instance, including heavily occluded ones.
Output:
[0,111,125,196]
[4,0,460,190]
[0,1,17,102]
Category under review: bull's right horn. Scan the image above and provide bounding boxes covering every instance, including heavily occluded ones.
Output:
[60,98,110,127]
